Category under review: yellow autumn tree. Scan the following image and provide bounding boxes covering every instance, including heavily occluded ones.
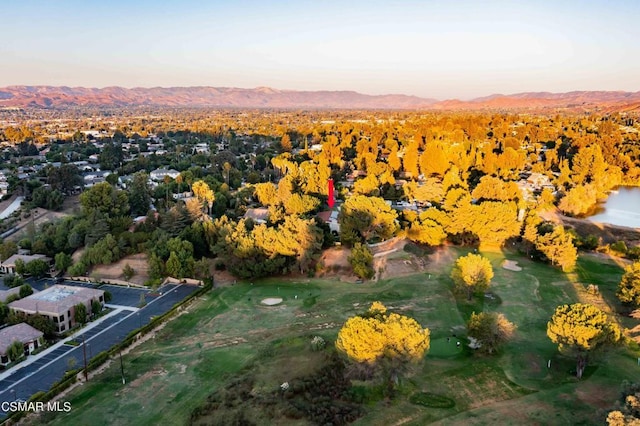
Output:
[192,180,215,215]
[451,253,494,300]
[547,303,621,379]
[336,302,430,394]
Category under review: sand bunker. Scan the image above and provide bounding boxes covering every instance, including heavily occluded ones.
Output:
[261,297,283,306]
[502,260,522,271]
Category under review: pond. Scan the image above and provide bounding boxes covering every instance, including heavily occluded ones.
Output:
[587,186,640,229]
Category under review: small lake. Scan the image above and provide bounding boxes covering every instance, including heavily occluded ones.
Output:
[587,186,640,229]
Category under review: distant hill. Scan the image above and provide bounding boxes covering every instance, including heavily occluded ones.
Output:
[0,85,639,110]
[0,86,437,109]
[432,91,640,112]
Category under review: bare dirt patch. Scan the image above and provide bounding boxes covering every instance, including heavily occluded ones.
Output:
[89,253,149,286]
[502,260,522,271]
[315,246,355,281]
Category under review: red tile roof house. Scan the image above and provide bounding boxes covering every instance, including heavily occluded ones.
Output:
[0,323,44,366]
[8,285,105,335]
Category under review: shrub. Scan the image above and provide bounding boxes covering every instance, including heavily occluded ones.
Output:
[409,392,456,408]
[4,274,25,288]
[19,284,33,298]
[310,336,326,351]
[610,241,628,256]
[7,341,24,363]
[122,263,135,280]
[348,243,374,280]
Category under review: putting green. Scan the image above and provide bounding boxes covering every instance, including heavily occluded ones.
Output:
[428,337,464,358]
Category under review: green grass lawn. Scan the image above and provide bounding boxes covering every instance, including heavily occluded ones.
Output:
[32,247,640,425]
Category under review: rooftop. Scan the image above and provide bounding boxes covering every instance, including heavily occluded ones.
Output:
[9,285,104,316]
[0,323,43,354]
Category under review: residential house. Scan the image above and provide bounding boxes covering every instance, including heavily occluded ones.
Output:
[244,208,270,224]
[0,169,9,197]
[83,170,112,188]
[0,323,44,365]
[150,168,180,182]
[317,210,340,235]
[9,285,105,334]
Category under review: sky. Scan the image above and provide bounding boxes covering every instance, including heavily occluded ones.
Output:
[1,0,639,99]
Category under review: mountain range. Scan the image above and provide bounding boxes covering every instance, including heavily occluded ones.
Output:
[1,85,640,111]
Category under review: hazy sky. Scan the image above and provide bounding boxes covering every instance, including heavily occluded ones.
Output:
[2,0,639,99]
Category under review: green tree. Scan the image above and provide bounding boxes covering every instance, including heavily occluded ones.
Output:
[4,274,25,288]
[91,299,102,317]
[99,141,124,170]
[148,253,165,279]
[21,313,55,338]
[74,303,87,325]
[547,303,621,379]
[25,259,50,278]
[14,259,26,275]
[7,341,24,363]
[451,253,494,300]
[46,164,82,195]
[617,262,640,307]
[31,187,64,211]
[165,251,182,278]
[122,263,135,281]
[0,241,18,261]
[128,171,152,216]
[19,284,33,298]
[54,252,73,273]
[348,243,375,280]
[79,182,130,218]
[467,311,516,354]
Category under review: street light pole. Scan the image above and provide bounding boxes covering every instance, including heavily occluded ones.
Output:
[119,351,126,385]
[82,335,88,381]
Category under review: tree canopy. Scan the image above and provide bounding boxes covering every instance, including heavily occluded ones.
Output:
[338,195,398,246]
[617,262,640,307]
[451,253,494,300]
[547,303,621,379]
[467,311,516,354]
[336,301,430,364]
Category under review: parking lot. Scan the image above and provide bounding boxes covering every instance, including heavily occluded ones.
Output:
[0,280,201,415]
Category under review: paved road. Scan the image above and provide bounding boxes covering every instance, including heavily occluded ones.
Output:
[0,282,199,416]
[0,196,23,220]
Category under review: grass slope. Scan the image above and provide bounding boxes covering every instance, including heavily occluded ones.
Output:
[32,247,640,425]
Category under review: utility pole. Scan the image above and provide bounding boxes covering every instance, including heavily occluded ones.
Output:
[119,351,126,384]
[82,335,88,381]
